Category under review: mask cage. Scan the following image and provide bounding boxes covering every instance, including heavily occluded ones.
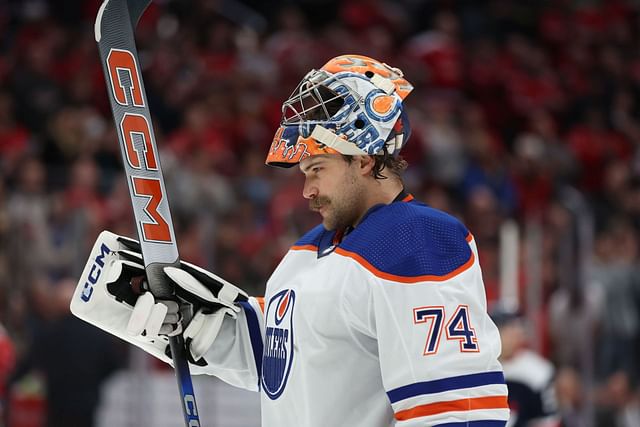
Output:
[281,70,349,126]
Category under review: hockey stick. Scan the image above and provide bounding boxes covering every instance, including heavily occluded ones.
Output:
[94,1,201,425]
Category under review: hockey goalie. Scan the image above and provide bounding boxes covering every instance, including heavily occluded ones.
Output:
[71,54,509,427]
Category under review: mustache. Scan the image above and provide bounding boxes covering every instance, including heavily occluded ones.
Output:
[309,197,330,211]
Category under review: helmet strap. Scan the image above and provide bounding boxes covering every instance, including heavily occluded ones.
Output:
[310,125,368,155]
[369,74,396,94]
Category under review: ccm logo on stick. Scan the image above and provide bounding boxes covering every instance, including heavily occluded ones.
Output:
[107,49,145,107]
[120,113,158,170]
[106,48,172,244]
[184,394,200,426]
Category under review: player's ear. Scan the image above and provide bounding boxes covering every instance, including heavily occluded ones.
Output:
[354,155,375,176]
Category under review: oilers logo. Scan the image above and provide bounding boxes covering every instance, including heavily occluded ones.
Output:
[262,289,296,400]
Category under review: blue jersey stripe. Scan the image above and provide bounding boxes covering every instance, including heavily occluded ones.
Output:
[239,301,263,388]
[433,421,507,427]
[387,371,506,403]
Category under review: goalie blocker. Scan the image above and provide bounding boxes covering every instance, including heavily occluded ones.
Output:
[70,231,248,369]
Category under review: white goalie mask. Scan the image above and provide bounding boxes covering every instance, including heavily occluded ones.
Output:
[266,54,413,167]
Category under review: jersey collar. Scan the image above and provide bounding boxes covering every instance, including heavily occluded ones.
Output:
[316,189,413,258]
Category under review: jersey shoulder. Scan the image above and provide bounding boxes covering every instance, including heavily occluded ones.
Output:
[339,201,473,282]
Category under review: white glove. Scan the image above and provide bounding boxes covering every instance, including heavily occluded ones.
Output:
[70,230,248,367]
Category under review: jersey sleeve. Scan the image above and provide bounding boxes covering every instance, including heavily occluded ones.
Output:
[339,207,509,426]
[195,296,265,392]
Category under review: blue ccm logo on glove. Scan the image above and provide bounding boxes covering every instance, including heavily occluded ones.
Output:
[80,243,112,302]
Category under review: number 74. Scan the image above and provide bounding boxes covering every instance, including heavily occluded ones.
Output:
[413,305,479,356]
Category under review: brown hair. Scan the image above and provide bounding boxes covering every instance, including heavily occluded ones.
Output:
[343,150,408,180]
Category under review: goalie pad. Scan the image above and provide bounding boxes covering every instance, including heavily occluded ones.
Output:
[70,230,249,370]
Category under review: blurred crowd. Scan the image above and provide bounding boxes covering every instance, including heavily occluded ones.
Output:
[1,0,640,425]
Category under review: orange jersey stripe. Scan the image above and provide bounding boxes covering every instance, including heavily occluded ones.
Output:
[255,297,265,313]
[466,232,473,243]
[334,247,475,284]
[395,395,509,421]
[290,244,318,252]
[402,194,414,202]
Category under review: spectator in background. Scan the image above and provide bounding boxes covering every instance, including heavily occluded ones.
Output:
[10,19,64,135]
[55,156,108,277]
[511,133,554,219]
[492,308,559,427]
[6,156,52,288]
[595,371,640,427]
[0,322,15,426]
[413,94,466,187]
[565,106,631,194]
[10,278,123,427]
[405,10,464,91]
[0,91,30,180]
[464,187,503,304]
[547,257,601,378]
[460,117,516,217]
[555,366,589,427]
[589,219,640,382]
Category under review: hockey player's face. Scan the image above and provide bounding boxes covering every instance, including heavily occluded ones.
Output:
[300,155,367,230]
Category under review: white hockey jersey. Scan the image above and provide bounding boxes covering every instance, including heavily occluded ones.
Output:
[201,193,509,426]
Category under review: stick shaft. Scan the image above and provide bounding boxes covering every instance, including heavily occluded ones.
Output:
[95,1,201,425]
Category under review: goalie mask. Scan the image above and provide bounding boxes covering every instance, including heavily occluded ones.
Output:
[265,54,414,167]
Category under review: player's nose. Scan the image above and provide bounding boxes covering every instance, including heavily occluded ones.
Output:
[302,178,318,200]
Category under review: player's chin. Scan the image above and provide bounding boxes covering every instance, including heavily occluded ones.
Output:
[321,215,338,231]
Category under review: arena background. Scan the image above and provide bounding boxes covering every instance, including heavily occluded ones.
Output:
[1,0,639,426]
